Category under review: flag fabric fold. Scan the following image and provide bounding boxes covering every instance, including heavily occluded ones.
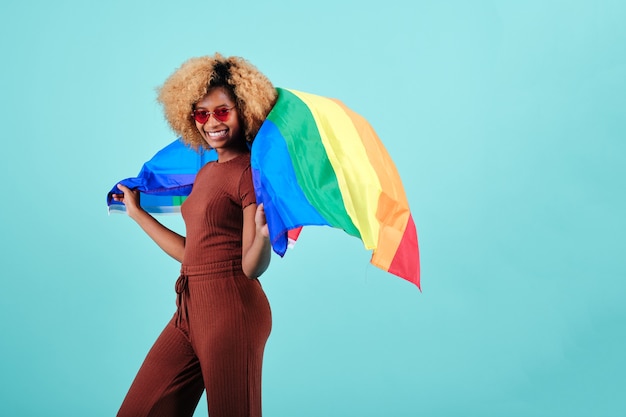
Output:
[107,139,217,214]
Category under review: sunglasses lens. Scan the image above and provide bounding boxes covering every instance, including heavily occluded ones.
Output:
[213,108,230,122]
[193,110,209,124]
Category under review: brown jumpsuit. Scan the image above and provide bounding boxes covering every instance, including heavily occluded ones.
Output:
[118,153,272,417]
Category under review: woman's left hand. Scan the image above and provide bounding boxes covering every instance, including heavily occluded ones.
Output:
[255,203,269,239]
[242,203,272,278]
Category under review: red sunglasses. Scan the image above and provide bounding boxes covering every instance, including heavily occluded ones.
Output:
[191,106,235,124]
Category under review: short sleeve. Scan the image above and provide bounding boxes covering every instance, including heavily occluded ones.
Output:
[239,165,257,209]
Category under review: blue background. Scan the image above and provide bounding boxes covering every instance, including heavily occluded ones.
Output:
[1,1,624,416]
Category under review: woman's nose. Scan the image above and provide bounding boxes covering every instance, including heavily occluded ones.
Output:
[206,113,222,126]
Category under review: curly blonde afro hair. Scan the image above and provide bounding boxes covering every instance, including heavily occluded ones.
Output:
[157,53,277,149]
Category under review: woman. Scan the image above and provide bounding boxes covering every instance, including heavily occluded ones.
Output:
[112,54,277,417]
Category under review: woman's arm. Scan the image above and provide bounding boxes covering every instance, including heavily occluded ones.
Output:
[241,203,271,279]
[111,184,186,262]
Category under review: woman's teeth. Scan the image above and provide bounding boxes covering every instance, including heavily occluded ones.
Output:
[208,130,227,138]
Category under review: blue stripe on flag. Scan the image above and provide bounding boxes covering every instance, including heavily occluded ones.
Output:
[251,120,329,256]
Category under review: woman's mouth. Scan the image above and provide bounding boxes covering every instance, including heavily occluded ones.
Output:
[207,129,228,138]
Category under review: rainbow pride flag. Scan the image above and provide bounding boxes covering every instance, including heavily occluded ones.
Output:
[251,88,420,288]
[107,88,419,288]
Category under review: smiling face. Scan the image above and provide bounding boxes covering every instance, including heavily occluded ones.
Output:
[193,86,247,161]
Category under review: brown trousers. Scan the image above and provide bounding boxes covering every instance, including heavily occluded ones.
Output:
[117,260,272,417]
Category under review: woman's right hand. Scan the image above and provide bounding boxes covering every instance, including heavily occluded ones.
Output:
[111,183,143,218]
[110,184,185,261]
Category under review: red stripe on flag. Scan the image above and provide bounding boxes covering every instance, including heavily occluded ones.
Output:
[387,214,420,289]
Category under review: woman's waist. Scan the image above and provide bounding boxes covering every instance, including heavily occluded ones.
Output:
[180,258,243,279]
